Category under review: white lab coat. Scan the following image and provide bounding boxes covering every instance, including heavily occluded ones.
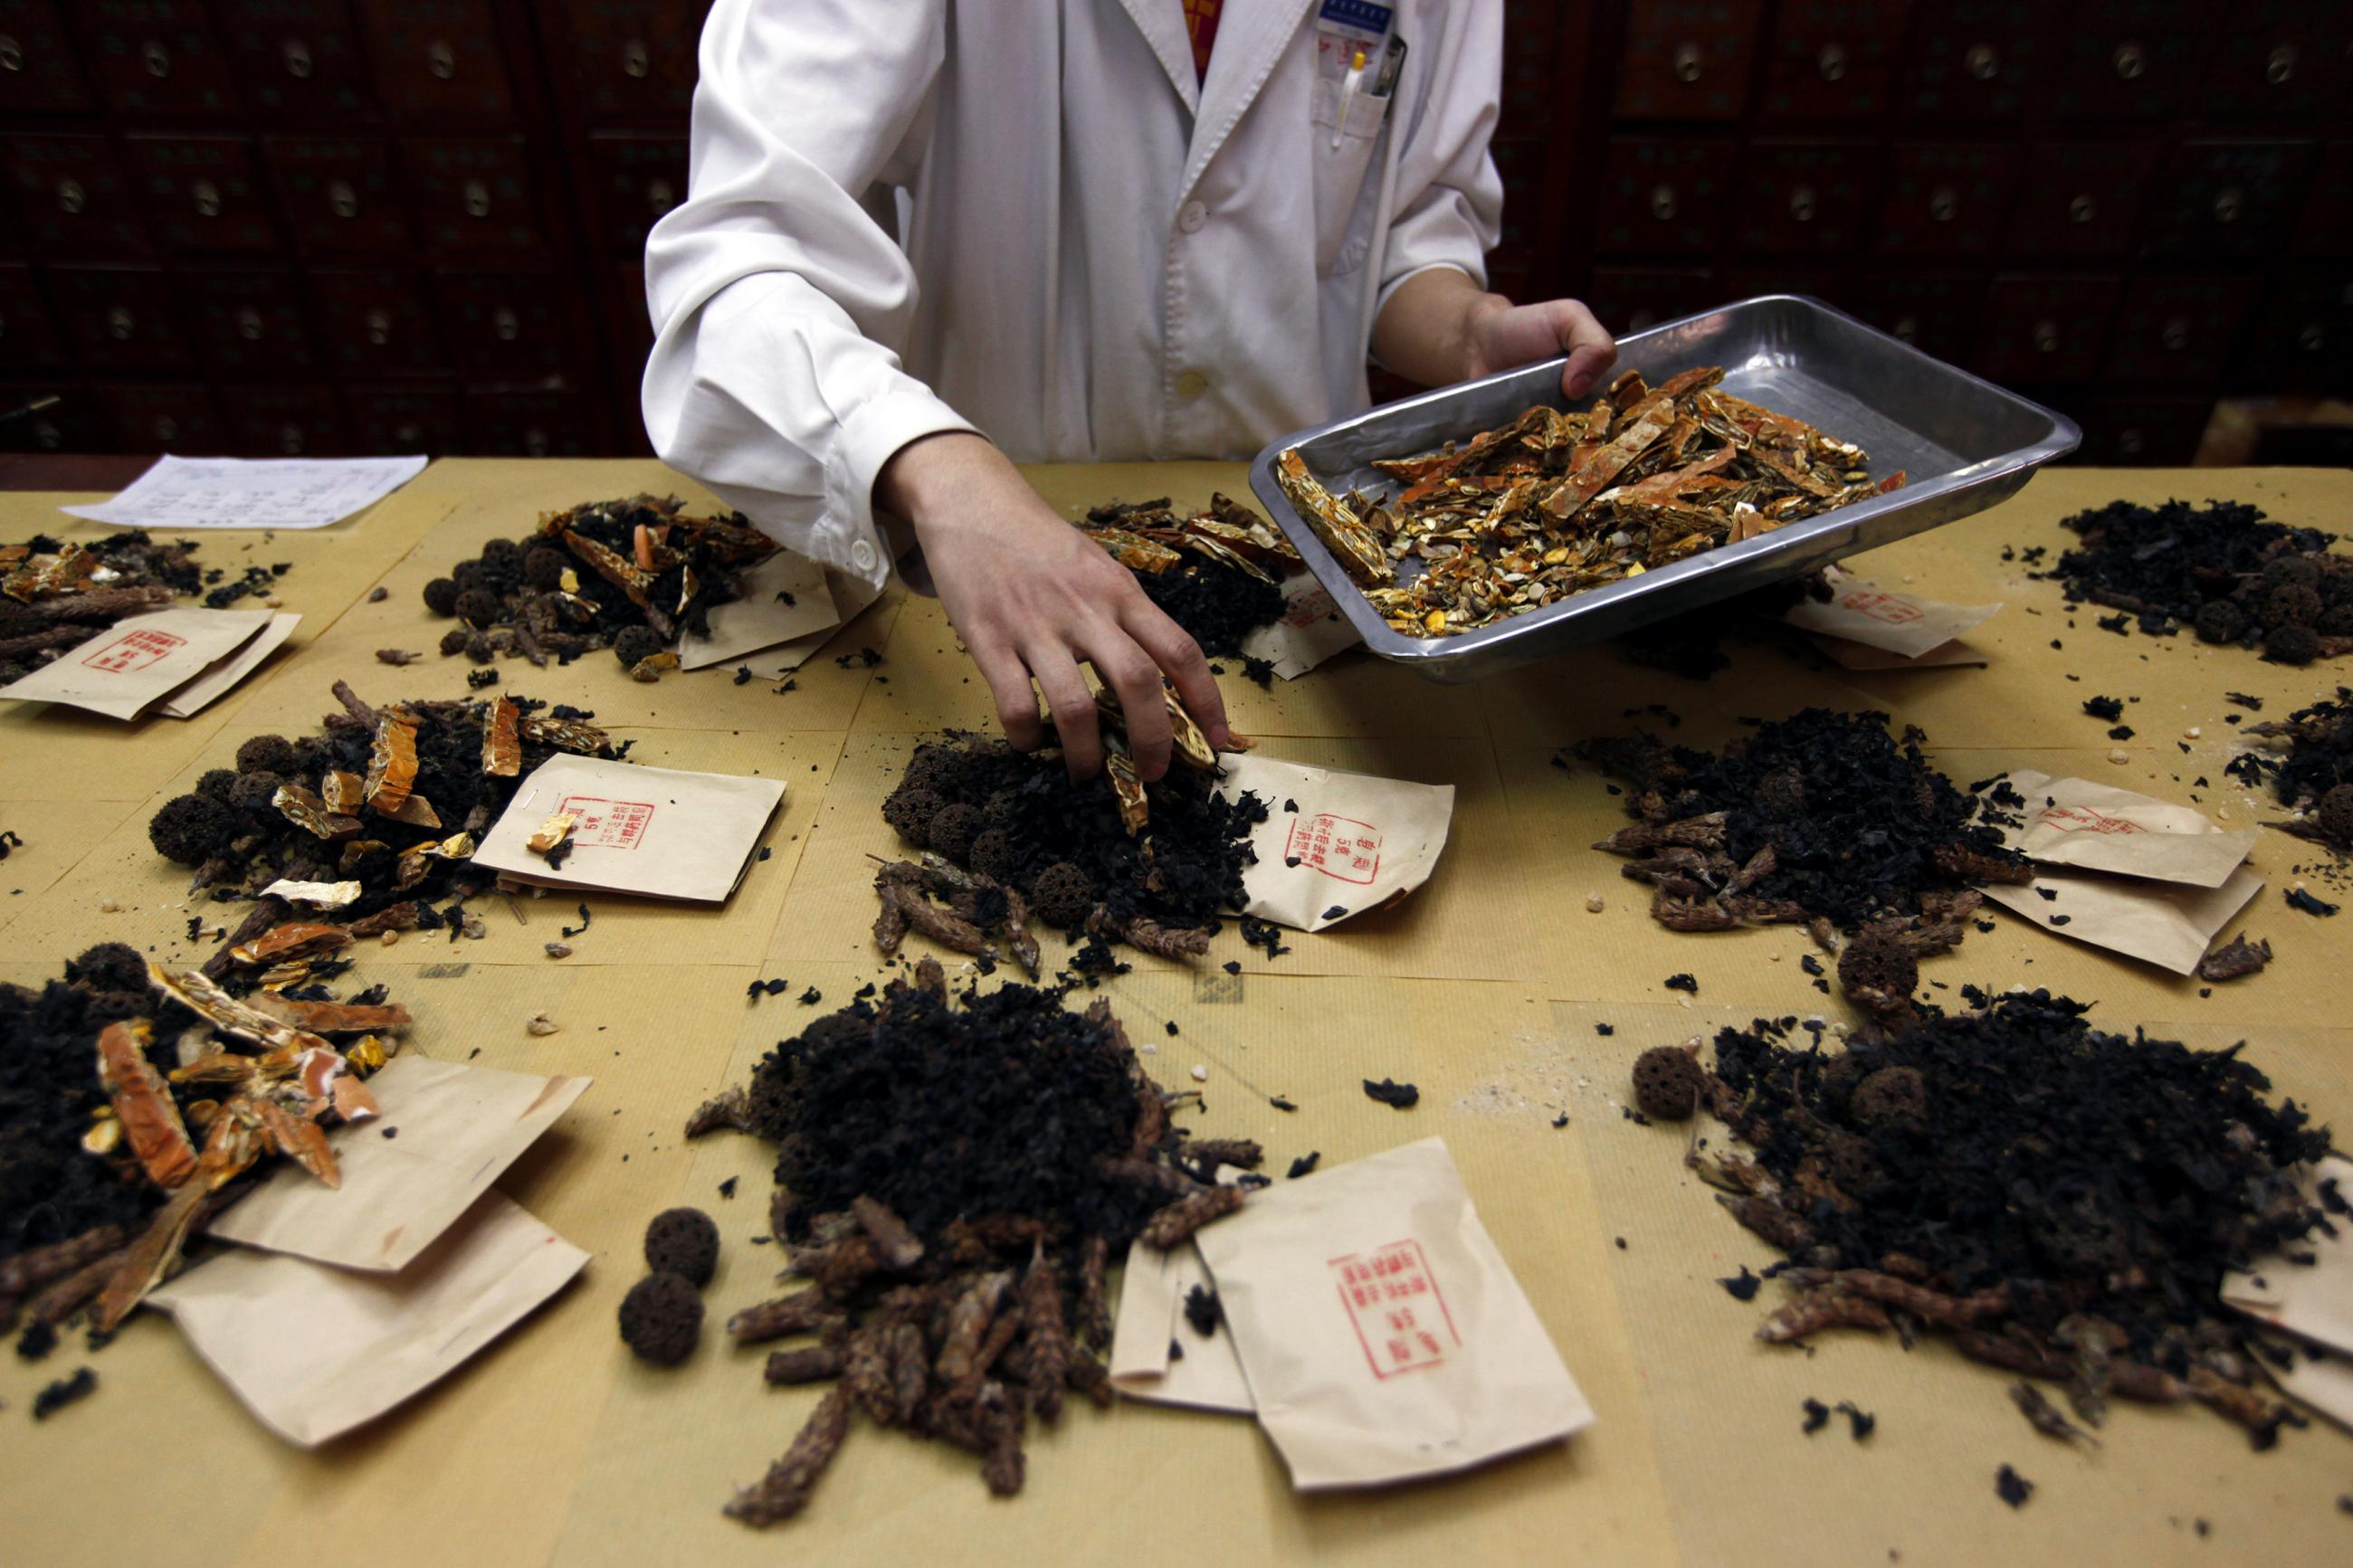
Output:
[642,0,1504,602]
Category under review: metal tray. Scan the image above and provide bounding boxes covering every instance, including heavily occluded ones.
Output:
[1248,294,2081,684]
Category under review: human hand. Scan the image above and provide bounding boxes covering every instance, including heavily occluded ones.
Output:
[878,432,1231,782]
[1463,294,1619,402]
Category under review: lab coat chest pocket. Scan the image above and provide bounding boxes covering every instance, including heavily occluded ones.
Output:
[1310,81,1390,277]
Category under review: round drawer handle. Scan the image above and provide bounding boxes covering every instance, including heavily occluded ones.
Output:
[1672,43,1703,84]
[2265,44,2295,85]
[2032,318,2061,354]
[647,177,676,214]
[329,179,359,219]
[525,427,551,458]
[2213,186,2243,223]
[2298,322,2326,353]
[2069,193,2098,224]
[280,423,305,454]
[1964,43,2000,81]
[395,422,424,446]
[2118,428,2145,457]
[193,179,223,219]
[2159,317,2190,351]
[1929,184,1959,223]
[236,307,265,341]
[0,34,24,73]
[493,307,520,342]
[623,40,650,79]
[283,39,313,80]
[154,415,180,443]
[1787,184,1817,223]
[462,178,491,218]
[1891,313,1920,345]
[143,40,172,79]
[56,177,85,215]
[365,308,393,346]
[1817,43,1848,83]
[2112,43,2145,81]
[427,41,457,81]
[108,306,136,342]
[33,419,61,451]
[1648,183,1677,221]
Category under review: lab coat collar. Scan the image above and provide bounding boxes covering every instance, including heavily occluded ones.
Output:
[1112,0,1200,115]
[1183,0,1317,200]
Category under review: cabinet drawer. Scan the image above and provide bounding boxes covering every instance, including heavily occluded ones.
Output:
[1586,267,1719,336]
[347,383,462,453]
[1732,142,1871,256]
[0,263,62,371]
[2292,141,2349,257]
[264,138,412,255]
[1976,276,2118,385]
[2049,1,2197,121]
[1900,1,2035,122]
[224,384,348,455]
[47,265,195,374]
[1874,143,2015,260]
[357,0,515,122]
[1613,0,1760,121]
[466,380,596,456]
[216,0,375,119]
[2143,141,2315,261]
[604,261,653,382]
[95,382,224,451]
[400,137,548,256]
[1598,138,1733,257]
[5,136,151,259]
[310,270,446,373]
[2005,143,2158,261]
[0,381,101,453]
[186,268,318,374]
[434,271,572,375]
[72,0,239,116]
[2073,396,2211,466]
[2101,276,2255,385]
[557,0,707,119]
[2202,5,2324,123]
[0,0,94,113]
[1850,273,1986,368]
[126,135,279,254]
[2240,277,2348,394]
[586,133,687,258]
[1758,0,1907,122]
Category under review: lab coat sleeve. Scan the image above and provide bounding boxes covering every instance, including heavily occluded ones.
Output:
[641,0,974,594]
[1374,2,1506,316]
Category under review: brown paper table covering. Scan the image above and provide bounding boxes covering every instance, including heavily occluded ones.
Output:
[3,459,2350,1566]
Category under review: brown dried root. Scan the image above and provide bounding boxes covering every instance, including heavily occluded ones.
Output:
[1139,1184,1246,1249]
[1755,1286,1895,1344]
[1074,1235,1112,1349]
[727,1383,851,1527]
[1021,1247,1073,1422]
[843,1326,897,1423]
[1179,1137,1265,1172]
[2009,1382,2099,1447]
[1086,906,1215,958]
[764,1345,848,1384]
[1721,1193,1814,1251]
[1776,1269,2011,1329]
[728,1289,844,1345]
[0,1225,130,1298]
[849,1195,925,1270]
[1952,1329,2192,1404]
[684,1085,751,1138]
[25,1248,130,1326]
[1098,1155,1205,1199]
[2186,1364,2299,1448]
[933,1271,1015,1386]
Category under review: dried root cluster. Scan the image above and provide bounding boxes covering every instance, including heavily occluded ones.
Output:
[1,944,407,1345]
[1672,991,2333,1449]
[875,733,1263,966]
[2227,687,2353,855]
[691,963,1253,1525]
[145,685,624,974]
[2,529,288,685]
[1580,708,2026,943]
[421,494,778,678]
[1077,494,1297,678]
[1274,366,1900,638]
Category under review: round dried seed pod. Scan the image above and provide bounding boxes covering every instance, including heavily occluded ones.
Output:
[643,1208,720,1288]
[612,625,662,667]
[2263,623,2320,666]
[927,801,983,863]
[451,560,488,593]
[2262,553,2322,590]
[1851,1065,1928,1132]
[2192,600,2246,644]
[618,1272,703,1366]
[195,766,239,802]
[1819,1127,1886,1199]
[981,788,1024,834]
[234,733,300,776]
[2316,784,2353,848]
[967,827,1020,881]
[453,587,502,629]
[228,768,285,812]
[523,546,568,590]
[481,537,523,569]
[464,631,497,663]
[1754,766,1805,817]
[2261,583,2322,631]
[1028,860,1096,927]
[66,941,150,994]
[1836,927,1918,1007]
[438,626,472,656]
[2316,603,2353,639]
[148,792,239,867]
[1630,1045,1703,1121]
[898,744,965,797]
[422,576,461,616]
[881,785,943,848]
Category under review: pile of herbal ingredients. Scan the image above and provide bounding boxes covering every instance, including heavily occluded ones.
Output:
[2,529,293,686]
[1075,495,1298,685]
[674,962,1258,1525]
[2228,687,2353,858]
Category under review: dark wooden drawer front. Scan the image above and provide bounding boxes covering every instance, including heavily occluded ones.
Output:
[224,383,349,455]
[466,379,594,456]
[127,135,279,254]
[586,132,685,257]
[1758,0,1907,122]
[48,266,194,374]
[74,0,239,117]
[1976,276,2119,385]
[1874,143,2016,260]
[2241,277,2348,392]
[1614,0,1760,121]
[0,262,62,370]
[95,381,223,451]
[310,270,446,373]
[1851,273,1986,368]
[357,0,516,122]
[1900,1,2036,122]
[1733,141,1871,256]
[186,269,318,374]
[2102,276,2256,385]
[7,136,150,259]
[1599,138,1733,257]
[2049,3,2198,122]
[265,137,412,254]
[557,0,707,120]
[348,383,462,452]
[1586,267,1720,336]
[2144,141,2316,261]
[401,137,548,256]
[0,0,94,114]
[2006,142,2158,261]
[216,0,376,119]
[436,271,572,375]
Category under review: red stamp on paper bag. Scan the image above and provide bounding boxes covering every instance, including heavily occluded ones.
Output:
[1281,583,1338,628]
[1834,589,1926,626]
[2035,804,2143,836]
[80,628,186,674]
[1329,1239,1460,1380]
[556,794,655,850]
[1286,813,1381,883]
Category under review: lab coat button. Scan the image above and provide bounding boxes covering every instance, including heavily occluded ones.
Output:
[851,538,878,571]
[1173,370,1209,399]
[1176,200,1207,234]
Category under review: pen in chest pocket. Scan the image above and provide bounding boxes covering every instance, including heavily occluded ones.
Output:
[1332,46,1368,150]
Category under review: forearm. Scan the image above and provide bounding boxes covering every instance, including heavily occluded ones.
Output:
[1370,267,1509,388]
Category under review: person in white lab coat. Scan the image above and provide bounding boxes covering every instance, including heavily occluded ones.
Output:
[643,0,1615,779]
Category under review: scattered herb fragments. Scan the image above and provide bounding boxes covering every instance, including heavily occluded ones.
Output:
[1286,1152,1319,1178]
[1362,1077,1419,1109]
[1838,1402,1876,1441]
[0,828,20,860]
[2284,887,2339,917]
[1720,1267,1762,1302]
[0,530,299,685]
[1682,992,2331,1448]
[1581,708,2025,941]
[1278,368,1903,638]
[1800,1396,1831,1433]
[1076,496,1296,682]
[705,963,1253,1525]
[2039,498,2350,660]
[1995,1465,2034,1509]
[1182,1284,1221,1336]
[420,495,784,677]
[876,734,1264,963]
[2082,696,2124,722]
[31,1366,95,1420]
[2229,689,2353,857]
[2196,935,2272,984]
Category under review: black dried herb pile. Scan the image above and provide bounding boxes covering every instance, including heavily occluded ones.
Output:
[2227,687,2353,858]
[145,683,624,974]
[1080,496,1298,684]
[1682,991,2331,1448]
[1,529,291,686]
[2040,498,2349,666]
[420,494,778,677]
[1580,708,2027,942]
[875,734,1264,966]
[682,963,1254,1525]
